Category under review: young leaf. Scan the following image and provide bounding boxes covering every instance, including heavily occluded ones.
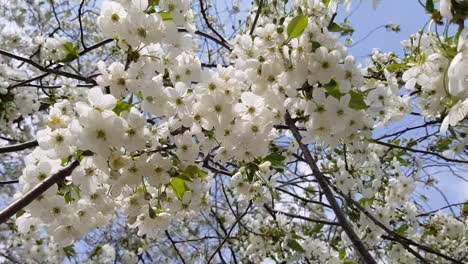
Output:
[63,245,76,259]
[339,247,346,260]
[61,42,79,63]
[159,11,172,21]
[287,15,308,39]
[112,100,131,115]
[328,23,345,32]
[324,79,343,98]
[348,90,368,110]
[170,177,186,200]
[425,0,435,13]
[286,239,305,253]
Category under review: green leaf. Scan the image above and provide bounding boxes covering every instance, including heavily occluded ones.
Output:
[287,15,308,39]
[462,203,468,217]
[263,152,286,170]
[425,0,435,13]
[323,0,331,7]
[170,177,186,200]
[159,11,172,21]
[328,23,345,32]
[396,224,410,236]
[16,209,26,218]
[373,0,380,10]
[61,42,79,63]
[184,165,208,178]
[324,79,342,99]
[64,191,73,204]
[328,23,354,35]
[63,245,76,259]
[148,206,157,219]
[311,41,321,52]
[61,156,70,166]
[348,90,368,110]
[386,63,406,72]
[358,197,375,208]
[339,247,346,260]
[112,100,131,115]
[286,239,305,253]
[89,245,102,259]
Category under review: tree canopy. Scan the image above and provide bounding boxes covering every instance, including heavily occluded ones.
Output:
[0,0,467,263]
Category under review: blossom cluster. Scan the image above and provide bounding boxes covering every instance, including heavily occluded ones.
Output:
[0,0,466,263]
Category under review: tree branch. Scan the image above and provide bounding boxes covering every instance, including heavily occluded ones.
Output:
[372,139,468,164]
[285,112,377,264]
[0,159,80,224]
[250,0,264,35]
[198,0,231,50]
[0,140,38,154]
[165,230,187,264]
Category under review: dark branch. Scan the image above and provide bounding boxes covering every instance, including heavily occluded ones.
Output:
[285,112,377,264]
[0,159,80,224]
[0,140,38,154]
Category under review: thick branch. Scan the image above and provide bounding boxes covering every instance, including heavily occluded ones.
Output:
[0,159,80,224]
[285,112,377,264]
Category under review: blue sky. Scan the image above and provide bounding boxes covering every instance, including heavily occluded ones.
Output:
[338,0,428,58]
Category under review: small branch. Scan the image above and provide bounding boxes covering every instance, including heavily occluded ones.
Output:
[249,0,264,35]
[417,201,468,217]
[0,140,38,154]
[333,186,464,264]
[78,0,87,50]
[207,201,252,264]
[0,49,96,84]
[0,180,19,185]
[165,230,187,264]
[8,39,113,89]
[178,28,232,51]
[264,204,339,226]
[199,0,231,49]
[372,139,468,164]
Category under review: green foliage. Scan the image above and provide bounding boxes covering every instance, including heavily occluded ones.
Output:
[323,80,368,110]
[328,23,354,35]
[287,15,308,39]
[159,11,172,20]
[170,177,186,200]
[396,223,410,236]
[339,247,346,260]
[262,152,286,171]
[89,245,102,259]
[112,100,131,115]
[348,90,368,110]
[286,239,305,253]
[63,245,76,259]
[61,42,79,63]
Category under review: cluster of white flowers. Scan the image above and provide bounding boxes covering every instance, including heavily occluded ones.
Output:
[1,0,466,262]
